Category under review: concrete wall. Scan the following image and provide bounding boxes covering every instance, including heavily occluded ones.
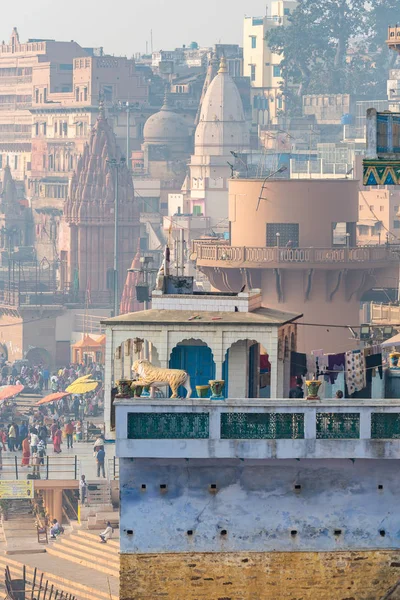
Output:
[120,458,400,553]
[229,179,359,248]
[120,549,400,600]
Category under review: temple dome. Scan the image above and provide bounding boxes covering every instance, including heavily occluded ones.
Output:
[143,94,188,145]
[194,57,250,156]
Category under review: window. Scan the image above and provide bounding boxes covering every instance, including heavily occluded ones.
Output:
[83,87,88,101]
[54,121,57,134]
[102,85,113,102]
[43,122,47,135]
[251,36,257,49]
[380,206,384,211]
[42,154,46,169]
[273,65,281,77]
[284,7,290,15]
[394,220,400,229]
[370,205,374,211]
[266,223,299,247]
[75,87,79,102]
[43,88,47,103]
[193,205,203,216]
[14,155,18,170]
[35,123,39,136]
[395,205,399,212]
[277,96,283,109]
[49,155,54,170]
[250,64,256,82]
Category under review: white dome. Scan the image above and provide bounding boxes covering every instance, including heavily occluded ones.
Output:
[194,57,250,156]
[143,96,188,145]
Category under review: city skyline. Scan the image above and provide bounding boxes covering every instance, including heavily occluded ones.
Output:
[2,0,267,56]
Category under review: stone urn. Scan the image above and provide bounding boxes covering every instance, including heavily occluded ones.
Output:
[116,380,134,398]
[305,379,322,400]
[196,385,210,398]
[130,383,144,398]
[209,380,225,400]
[389,352,400,369]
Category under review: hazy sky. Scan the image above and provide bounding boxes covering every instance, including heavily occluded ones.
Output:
[3,0,267,57]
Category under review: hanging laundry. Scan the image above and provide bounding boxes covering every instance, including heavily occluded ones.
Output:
[306,354,316,377]
[290,352,307,377]
[365,353,383,384]
[326,353,346,384]
[345,350,366,395]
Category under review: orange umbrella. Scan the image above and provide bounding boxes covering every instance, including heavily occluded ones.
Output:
[0,384,24,401]
[35,392,70,406]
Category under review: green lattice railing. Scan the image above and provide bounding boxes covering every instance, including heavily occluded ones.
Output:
[127,412,209,439]
[316,412,360,439]
[371,413,400,439]
[220,413,304,439]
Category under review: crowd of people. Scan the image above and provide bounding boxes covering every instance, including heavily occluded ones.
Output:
[0,359,104,394]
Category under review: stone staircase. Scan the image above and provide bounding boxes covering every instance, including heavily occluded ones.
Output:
[0,552,119,600]
[47,529,119,578]
[1,499,39,552]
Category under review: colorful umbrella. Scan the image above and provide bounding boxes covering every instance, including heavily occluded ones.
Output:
[70,374,92,384]
[0,384,24,401]
[65,380,98,394]
[35,392,70,406]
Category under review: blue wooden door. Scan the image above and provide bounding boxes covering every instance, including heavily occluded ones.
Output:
[169,345,215,397]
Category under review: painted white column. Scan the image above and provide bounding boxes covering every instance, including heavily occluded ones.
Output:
[304,407,316,439]
[360,408,372,440]
[227,340,249,398]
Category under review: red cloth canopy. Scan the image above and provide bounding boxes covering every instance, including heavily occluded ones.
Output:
[35,392,70,406]
[0,384,24,401]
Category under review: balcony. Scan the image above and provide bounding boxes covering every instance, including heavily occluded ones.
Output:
[115,398,400,460]
[192,241,398,269]
[388,26,400,53]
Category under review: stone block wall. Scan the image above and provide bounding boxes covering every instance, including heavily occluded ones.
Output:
[120,550,400,600]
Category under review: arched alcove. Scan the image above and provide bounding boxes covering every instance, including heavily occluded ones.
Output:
[169,339,215,397]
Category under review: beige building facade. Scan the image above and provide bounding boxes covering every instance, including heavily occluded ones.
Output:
[243,0,297,125]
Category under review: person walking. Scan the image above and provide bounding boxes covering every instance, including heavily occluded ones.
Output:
[99,521,113,544]
[79,474,88,505]
[65,420,74,450]
[53,426,62,454]
[29,429,39,454]
[8,423,16,452]
[21,435,30,467]
[96,447,105,478]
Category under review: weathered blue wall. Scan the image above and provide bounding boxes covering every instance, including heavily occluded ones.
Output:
[120,457,400,554]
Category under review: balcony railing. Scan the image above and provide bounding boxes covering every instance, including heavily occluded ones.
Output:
[115,399,400,460]
[193,241,398,266]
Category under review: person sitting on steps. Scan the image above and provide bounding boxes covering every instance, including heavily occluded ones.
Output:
[99,521,113,544]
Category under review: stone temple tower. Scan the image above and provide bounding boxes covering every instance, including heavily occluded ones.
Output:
[64,105,140,303]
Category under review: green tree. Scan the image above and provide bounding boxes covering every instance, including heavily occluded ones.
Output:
[266,0,400,114]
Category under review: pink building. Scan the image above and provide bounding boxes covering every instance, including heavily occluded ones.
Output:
[194,178,398,352]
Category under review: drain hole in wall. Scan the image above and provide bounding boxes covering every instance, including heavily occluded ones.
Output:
[294,484,301,491]
[160,484,167,490]
[380,530,386,537]
[141,484,146,490]
[378,484,384,490]
[187,530,193,536]
[126,530,133,535]
[210,484,217,490]
[290,530,297,537]
[220,529,227,536]
[334,529,342,536]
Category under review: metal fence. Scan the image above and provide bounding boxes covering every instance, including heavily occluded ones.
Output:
[5,565,76,600]
[0,455,78,481]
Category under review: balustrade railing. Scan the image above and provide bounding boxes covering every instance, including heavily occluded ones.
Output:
[193,241,398,265]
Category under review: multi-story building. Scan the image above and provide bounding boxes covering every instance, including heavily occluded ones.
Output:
[243,0,298,125]
[0,28,87,183]
[107,286,400,600]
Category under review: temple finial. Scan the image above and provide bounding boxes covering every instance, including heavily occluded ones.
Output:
[218,55,228,74]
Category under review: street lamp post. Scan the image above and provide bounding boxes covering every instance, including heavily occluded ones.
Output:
[276,232,281,248]
[126,102,131,170]
[106,157,126,316]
